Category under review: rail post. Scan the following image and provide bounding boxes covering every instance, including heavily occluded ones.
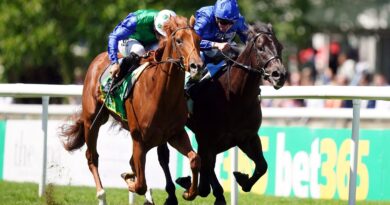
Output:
[39,96,49,197]
[348,99,361,205]
[231,147,238,205]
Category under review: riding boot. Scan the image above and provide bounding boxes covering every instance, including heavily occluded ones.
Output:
[108,52,141,94]
[122,52,141,74]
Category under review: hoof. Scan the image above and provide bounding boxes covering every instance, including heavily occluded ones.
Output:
[182,190,197,201]
[144,202,154,205]
[96,189,107,205]
[175,176,191,189]
[164,196,178,205]
[233,171,251,192]
[198,184,210,197]
[121,172,137,193]
[121,172,136,182]
[214,199,227,205]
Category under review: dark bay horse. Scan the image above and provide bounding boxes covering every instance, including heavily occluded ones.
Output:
[60,16,203,205]
[158,22,286,205]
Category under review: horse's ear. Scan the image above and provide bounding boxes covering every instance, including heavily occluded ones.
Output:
[190,15,196,28]
[246,24,255,41]
[267,23,273,33]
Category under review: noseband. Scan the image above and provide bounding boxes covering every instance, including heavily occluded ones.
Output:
[221,31,281,78]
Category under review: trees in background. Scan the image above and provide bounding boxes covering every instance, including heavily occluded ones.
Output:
[1,0,388,84]
[0,0,212,84]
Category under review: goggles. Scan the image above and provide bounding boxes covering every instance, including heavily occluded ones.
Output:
[216,17,235,25]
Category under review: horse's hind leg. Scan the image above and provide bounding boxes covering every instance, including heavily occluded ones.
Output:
[84,105,109,204]
[157,143,178,205]
[234,135,267,192]
[168,130,200,201]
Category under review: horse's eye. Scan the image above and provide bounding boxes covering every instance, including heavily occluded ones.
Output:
[176,39,183,45]
[258,46,264,52]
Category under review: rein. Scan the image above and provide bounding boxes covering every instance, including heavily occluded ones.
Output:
[220,32,281,79]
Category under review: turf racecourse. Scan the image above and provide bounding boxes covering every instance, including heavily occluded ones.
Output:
[1,181,389,205]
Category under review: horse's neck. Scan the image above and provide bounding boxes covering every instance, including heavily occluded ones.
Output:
[227,53,261,97]
[154,43,185,98]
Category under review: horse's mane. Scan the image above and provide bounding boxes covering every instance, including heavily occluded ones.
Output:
[247,21,283,54]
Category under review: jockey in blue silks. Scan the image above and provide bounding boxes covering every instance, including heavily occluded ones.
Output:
[194,0,248,69]
[184,0,248,111]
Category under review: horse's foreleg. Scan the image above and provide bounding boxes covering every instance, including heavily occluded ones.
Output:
[157,144,178,205]
[235,136,267,192]
[197,150,212,197]
[168,130,200,201]
[210,170,226,205]
[198,154,227,205]
[125,139,147,195]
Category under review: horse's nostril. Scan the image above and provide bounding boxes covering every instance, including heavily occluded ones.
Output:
[190,63,197,69]
[271,71,280,79]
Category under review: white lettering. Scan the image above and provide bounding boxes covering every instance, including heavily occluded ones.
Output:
[310,138,320,198]
[292,151,309,197]
[275,133,321,198]
[275,132,292,196]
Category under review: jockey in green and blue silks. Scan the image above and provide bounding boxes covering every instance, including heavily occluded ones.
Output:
[194,0,248,64]
[107,9,176,78]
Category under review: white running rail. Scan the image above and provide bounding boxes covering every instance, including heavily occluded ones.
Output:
[2,83,390,205]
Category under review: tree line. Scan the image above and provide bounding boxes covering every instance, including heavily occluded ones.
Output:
[2,0,375,85]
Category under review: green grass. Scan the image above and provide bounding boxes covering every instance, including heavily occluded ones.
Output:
[1,181,389,205]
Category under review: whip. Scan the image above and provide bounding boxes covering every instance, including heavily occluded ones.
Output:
[89,77,115,130]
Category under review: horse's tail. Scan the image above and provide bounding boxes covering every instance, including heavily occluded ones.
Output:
[59,111,85,151]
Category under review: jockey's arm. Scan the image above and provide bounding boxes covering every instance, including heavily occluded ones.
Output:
[108,13,137,64]
[194,12,215,51]
[236,16,249,44]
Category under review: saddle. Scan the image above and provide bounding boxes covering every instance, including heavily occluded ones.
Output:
[101,52,141,94]
[99,52,150,120]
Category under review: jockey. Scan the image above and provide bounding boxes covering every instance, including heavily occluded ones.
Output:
[194,0,248,65]
[108,9,176,78]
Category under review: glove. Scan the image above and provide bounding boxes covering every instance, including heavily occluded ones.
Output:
[110,63,120,78]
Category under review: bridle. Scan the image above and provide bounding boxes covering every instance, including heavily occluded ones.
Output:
[153,26,197,72]
[221,31,281,79]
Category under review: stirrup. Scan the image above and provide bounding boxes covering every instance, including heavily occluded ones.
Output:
[103,79,113,94]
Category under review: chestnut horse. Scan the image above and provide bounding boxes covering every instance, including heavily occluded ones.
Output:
[60,16,203,205]
[157,22,286,205]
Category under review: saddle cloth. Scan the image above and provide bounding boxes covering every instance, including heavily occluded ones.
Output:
[99,61,150,120]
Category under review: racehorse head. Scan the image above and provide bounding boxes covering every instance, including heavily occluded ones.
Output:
[246,22,286,89]
[161,16,204,81]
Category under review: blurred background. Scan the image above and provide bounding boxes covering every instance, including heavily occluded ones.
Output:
[1,0,389,89]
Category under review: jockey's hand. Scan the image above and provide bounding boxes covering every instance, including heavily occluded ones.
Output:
[213,42,230,52]
[110,63,120,78]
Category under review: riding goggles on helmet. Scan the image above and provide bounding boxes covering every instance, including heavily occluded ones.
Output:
[216,17,235,25]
